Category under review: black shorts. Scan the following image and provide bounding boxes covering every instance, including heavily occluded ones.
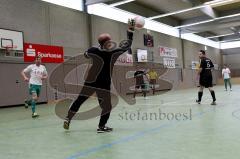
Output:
[149,79,156,85]
[199,75,213,88]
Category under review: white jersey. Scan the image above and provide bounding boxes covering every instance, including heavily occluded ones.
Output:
[222,68,231,79]
[23,64,47,85]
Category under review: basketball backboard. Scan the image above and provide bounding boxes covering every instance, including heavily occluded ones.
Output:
[0,28,24,51]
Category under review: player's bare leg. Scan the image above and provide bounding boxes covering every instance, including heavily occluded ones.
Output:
[208,87,216,105]
[31,92,39,118]
[196,86,204,104]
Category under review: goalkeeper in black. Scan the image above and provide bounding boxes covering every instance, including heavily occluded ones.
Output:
[63,19,136,133]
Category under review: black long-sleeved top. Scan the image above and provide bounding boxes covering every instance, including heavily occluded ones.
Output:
[84,31,133,87]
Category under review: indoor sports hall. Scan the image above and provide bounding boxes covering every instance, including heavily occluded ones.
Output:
[1,0,240,159]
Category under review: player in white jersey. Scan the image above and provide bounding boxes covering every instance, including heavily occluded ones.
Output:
[21,56,48,118]
[222,65,232,91]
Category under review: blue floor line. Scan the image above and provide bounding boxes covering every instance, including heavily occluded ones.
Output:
[67,108,215,159]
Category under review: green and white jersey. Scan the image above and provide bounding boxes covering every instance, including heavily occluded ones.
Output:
[23,64,47,85]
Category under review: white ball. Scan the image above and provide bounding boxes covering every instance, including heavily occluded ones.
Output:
[134,16,145,29]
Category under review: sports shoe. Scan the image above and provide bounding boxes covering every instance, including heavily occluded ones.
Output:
[32,112,39,118]
[230,89,232,91]
[97,126,113,133]
[24,100,29,109]
[225,89,227,91]
[196,100,201,104]
[211,101,217,105]
[63,120,70,130]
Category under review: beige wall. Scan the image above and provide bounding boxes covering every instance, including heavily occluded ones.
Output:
[223,54,240,69]
[222,53,240,77]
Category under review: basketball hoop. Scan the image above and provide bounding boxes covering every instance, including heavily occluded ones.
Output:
[3,45,17,56]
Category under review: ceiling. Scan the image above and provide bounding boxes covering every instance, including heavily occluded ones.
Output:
[86,0,240,43]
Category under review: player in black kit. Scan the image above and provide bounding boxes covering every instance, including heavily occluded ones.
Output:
[63,19,135,133]
[196,50,216,105]
[133,67,148,99]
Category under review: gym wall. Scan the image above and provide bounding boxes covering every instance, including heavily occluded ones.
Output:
[223,54,240,69]
[0,0,221,107]
[181,40,221,88]
[222,48,240,78]
[0,0,89,56]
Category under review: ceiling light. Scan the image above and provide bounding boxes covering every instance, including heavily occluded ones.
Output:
[206,33,235,38]
[220,38,240,43]
[175,12,240,29]
[205,0,237,6]
[109,0,135,7]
